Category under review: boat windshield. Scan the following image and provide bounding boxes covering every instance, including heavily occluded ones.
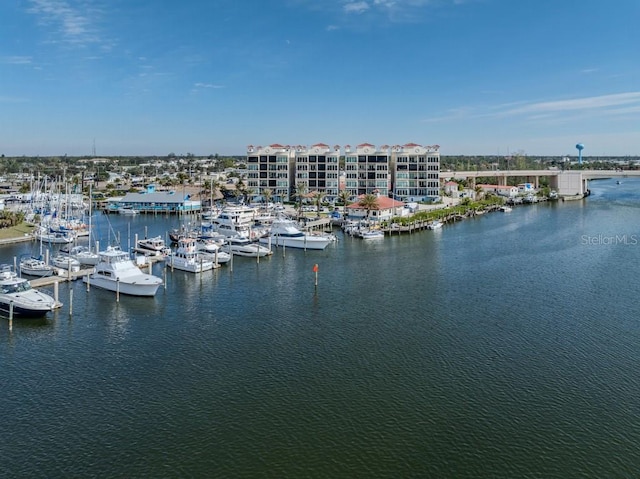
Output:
[2,281,32,294]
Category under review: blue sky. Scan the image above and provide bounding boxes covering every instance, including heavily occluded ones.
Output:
[1,0,639,157]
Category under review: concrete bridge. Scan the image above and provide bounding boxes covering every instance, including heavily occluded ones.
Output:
[441,169,640,198]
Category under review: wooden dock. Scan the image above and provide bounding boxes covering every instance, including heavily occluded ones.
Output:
[29,268,94,287]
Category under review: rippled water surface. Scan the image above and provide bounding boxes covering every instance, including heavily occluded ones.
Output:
[2,179,640,478]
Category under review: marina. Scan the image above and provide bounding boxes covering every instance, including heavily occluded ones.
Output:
[1,178,640,477]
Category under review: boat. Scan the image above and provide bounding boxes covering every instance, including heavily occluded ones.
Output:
[224,236,272,257]
[196,240,231,264]
[117,206,139,216]
[211,205,265,240]
[168,237,214,273]
[133,236,171,257]
[60,245,100,266]
[360,229,385,240]
[51,254,81,272]
[0,265,58,317]
[83,246,163,296]
[169,227,188,243]
[33,226,75,244]
[19,256,55,277]
[258,216,333,250]
[499,206,513,212]
[427,220,443,230]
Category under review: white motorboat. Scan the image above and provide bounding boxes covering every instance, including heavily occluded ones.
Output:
[224,236,272,257]
[360,229,385,240]
[19,257,55,277]
[427,220,443,230]
[60,245,100,266]
[0,265,58,317]
[259,216,333,250]
[51,254,81,272]
[168,237,214,273]
[118,206,139,216]
[196,240,231,264]
[499,206,513,212]
[133,236,171,257]
[211,205,265,240]
[83,246,163,296]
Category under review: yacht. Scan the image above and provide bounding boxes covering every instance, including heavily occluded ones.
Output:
[83,247,163,296]
[51,254,81,272]
[133,236,171,257]
[360,229,385,240]
[19,257,55,277]
[211,205,263,239]
[0,265,58,317]
[259,216,333,250]
[33,226,75,244]
[224,237,272,257]
[196,240,231,264]
[60,245,100,266]
[168,237,214,273]
[117,206,139,216]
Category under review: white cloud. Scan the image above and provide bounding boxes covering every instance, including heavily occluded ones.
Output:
[27,0,102,46]
[0,96,29,103]
[194,83,224,89]
[502,92,640,116]
[344,1,370,14]
[1,56,33,64]
[422,92,640,124]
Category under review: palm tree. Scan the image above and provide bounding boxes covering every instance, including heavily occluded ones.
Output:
[358,193,379,222]
[262,188,273,207]
[311,191,325,216]
[338,190,351,218]
[295,182,308,216]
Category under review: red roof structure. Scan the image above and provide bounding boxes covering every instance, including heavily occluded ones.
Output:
[346,195,405,210]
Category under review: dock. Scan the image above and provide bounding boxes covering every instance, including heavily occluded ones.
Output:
[29,268,94,287]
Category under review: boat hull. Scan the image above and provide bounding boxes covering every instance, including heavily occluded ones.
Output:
[168,257,214,273]
[83,276,161,297]
[0,301,53,317]
[260,235,330,250]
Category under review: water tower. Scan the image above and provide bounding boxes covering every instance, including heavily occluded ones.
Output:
[576,143,584,164]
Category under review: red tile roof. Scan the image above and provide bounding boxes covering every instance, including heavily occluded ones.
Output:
[346,195,405,210]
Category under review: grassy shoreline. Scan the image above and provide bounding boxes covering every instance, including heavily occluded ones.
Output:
[0,223,35,241]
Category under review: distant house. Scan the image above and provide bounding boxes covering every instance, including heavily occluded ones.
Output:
[345,195,405,222]
[444,181,459,197]
[477,184,519,198]
[517,183,536,194]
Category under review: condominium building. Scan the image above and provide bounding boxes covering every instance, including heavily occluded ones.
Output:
[247,142,440,204]
[344,143,391,198]
[246,144,292,202]
[293,143,341,203]
[391,143,441,202]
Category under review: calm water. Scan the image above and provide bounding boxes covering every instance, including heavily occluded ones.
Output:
[2,178,640,478]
